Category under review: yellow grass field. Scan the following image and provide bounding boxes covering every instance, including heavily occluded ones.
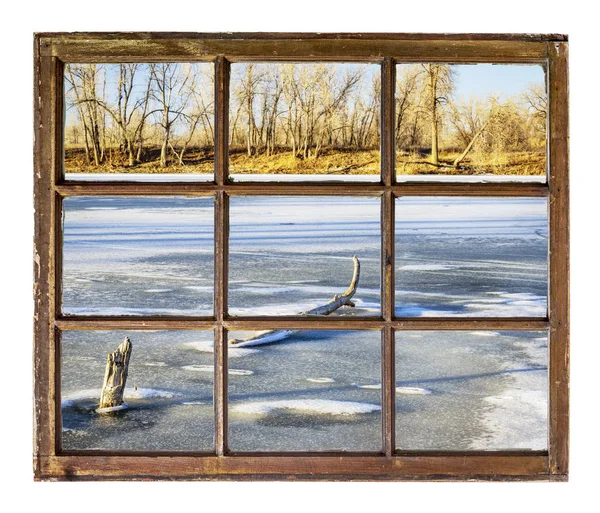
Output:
[64,147,545,176]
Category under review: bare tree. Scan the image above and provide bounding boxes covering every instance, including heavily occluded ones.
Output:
[65,64,103,166]
[421,64,454,165]
[523,84,547,136]
[149,63,196,167]
[395,65,422,151]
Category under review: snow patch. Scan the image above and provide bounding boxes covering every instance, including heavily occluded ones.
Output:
[306,377,336,383]
[399,264,455,271]
[182,364,254,376]
[232,399,381,416]
[396,387,432,395]
[62,387,177,407]
[185,340,261,358]
[357,383,432,395]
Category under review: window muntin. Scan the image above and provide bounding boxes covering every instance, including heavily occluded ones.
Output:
[34,33,569,481]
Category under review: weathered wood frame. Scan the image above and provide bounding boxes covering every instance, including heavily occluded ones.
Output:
[33,33,569,481]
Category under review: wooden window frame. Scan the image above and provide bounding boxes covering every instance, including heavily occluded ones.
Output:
[33,32,569,481]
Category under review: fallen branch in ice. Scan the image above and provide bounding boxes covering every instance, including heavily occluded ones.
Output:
[230,256,360,348]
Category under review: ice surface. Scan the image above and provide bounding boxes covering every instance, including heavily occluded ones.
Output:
[229,196,381,316]
[60,195,549,452]
[61,330,215,451]
[396,197,548,317]
[228,330,382,452]
[395,331,548,451]
[62,196,214,316]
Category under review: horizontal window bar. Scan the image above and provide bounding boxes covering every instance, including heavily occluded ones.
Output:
[54,182,549,197]
[55,316,548,331]
[36,454,550,480]
[41,37,548,63]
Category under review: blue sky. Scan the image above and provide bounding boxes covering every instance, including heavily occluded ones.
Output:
[452,63,545,101]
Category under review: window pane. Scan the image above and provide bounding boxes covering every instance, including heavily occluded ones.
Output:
[395,331,548,451]
[61,330,214,451]
[229,62,380,182]
[395,64,546,182]
[62,196,214,316]
[229,196,381,316]
[64,63,214,181]
[395,197,548,317]
[228,330,382,451]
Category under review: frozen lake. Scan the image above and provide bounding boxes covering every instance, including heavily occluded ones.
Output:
[61,196,548,452]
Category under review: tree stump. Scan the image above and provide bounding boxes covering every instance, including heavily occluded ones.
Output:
[98,337,132,412]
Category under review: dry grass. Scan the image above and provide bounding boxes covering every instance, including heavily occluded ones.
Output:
[396,150,546,176]
[65,146,545,176]
[229,148,380,175]
[64,146,215,174]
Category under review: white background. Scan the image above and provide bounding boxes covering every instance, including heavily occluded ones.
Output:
[1,1,597,511]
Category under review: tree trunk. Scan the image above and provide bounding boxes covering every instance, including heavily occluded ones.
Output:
[230,257,360,347]
[453,117,492,168]
[98,337,132,411]
[429,67,439,166]
[160,124,170,167]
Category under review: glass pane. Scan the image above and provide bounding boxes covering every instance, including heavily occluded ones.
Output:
[64,63,214,181]
[395,64,546,182]
[395,331,548,451]
[61,330,214,451]
[395,197,548,317]
[229,196,381,316]
[228,330,381,451]
[62,196,214,316]
[229,62,380,182]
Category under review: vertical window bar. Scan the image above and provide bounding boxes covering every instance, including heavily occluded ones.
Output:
[381,57,396,456]
[547,41,569,475]
[214,56,230,455]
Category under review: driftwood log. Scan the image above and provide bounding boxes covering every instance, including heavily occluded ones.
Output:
[230,256,360,347]
[98,337,132,411]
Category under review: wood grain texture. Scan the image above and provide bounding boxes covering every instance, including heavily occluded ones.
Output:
[38,34,550,63]
[55,316,549,331]
[35,32,568,42]
[33,42,58,469]
[55,182,547,197]
[382,327,395,456]
[36,454,549,481]
[547,41,570,476]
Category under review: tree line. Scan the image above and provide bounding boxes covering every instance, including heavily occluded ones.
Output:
[65,63,214,168]
[65,63,546,169]
[395,64,546,168]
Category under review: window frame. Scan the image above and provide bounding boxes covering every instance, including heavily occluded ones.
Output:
[33,32,569,481]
